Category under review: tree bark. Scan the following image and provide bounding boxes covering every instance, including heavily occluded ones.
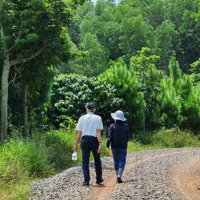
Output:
[22,78,28,137]
[0,24,10,140]
[1,50,10,140]
[0,24,43,140]
[10,47,44,67]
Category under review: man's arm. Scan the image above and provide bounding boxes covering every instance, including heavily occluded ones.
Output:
[74,131,82,152]
[96,129,102,154]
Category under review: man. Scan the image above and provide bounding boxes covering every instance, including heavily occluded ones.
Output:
[74,102,103,186]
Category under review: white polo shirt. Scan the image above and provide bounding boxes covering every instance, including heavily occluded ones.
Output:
[76,112,103,137]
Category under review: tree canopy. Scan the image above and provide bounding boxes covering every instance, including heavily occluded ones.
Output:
[0,0,200,141]
[64,0,200,75]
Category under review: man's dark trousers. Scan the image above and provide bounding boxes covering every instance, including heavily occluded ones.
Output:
[81,136,102,183]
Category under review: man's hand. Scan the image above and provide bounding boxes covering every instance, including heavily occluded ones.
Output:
[97,143,102,154]
[74,131,81,152]
[96,129,102,154]
[74,145,78,152]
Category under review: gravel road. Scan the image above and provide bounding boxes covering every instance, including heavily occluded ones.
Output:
[30,148,200,200]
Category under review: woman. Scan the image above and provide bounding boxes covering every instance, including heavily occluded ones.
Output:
[106,110,130,183]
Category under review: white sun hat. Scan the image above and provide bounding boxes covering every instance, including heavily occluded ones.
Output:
[111,110,126,121]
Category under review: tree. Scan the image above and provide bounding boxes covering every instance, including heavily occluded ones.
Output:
[158,58,183,127]
[99,61,145,132]
[119,15,156,62]
[66,32,108,76]
[49,74,124,127]
[190,58,200,84]
[130,48,163,129]
[145,0,165,28]
[0,0,71,140]
[166,0,200,72]
[155,21,179,70]
[160,57,200,131]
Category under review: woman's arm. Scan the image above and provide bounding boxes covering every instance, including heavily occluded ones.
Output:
[106,125,113,148]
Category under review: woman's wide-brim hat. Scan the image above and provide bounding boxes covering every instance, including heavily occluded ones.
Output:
[111,110,126,121]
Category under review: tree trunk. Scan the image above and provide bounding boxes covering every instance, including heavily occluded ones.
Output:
[0,23,43,141]
[1,52,10,141]
[22,78,28,137]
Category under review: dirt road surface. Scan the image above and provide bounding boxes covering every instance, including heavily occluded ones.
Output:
[31,148,200,200]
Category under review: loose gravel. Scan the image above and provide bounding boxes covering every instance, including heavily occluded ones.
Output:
[30,148,200,200]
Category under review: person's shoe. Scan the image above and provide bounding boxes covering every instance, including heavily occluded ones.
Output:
[96,178,104,185]
[83,181,89,186]
[117,177,123,183]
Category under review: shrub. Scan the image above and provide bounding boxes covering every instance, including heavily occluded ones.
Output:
[49,74,124,127]
[151,128,200,148]
[99,61,145,132]
[0,139,54,185]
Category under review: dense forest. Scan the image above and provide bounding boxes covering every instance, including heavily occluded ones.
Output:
[0,0,200,199]
[0,0,200,141]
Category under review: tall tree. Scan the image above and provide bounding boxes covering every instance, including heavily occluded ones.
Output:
[155,21,179,70]
[99,61,145,132]
[130,48,163,129]
[0,0,71,140]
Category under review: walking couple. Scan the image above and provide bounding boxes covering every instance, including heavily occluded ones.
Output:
[73,102,130,186]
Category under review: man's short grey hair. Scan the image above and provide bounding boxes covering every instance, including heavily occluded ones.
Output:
[87,108,95,112]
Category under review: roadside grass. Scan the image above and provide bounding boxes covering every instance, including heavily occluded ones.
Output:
[134,128,200,149]
[0,128,200,199]
[0,136,54,200]
[0,177,31,200]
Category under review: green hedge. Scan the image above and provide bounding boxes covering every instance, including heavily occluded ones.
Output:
[49,74,124,127]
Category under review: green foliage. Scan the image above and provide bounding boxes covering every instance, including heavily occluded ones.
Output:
[119,15,156,61]
[0,139,54,184]
[78,32,108,76]
[67,0,200,73]
[43,131,75,170]
[159,77,182,127]
[169,57,183,91]
[0,127,78,199]
[0,0,73,139]
[0,0,200,143]
[49,74,124,127]
[8,66,56,129]
[134,128,200,148]
[145,0,165,28]
[0,0,71,61]
[151,128,200,148]
[180,75,200,131]
[98,48,200,132]
[158,57,200,131]
[158,58,183,127]
[130,48,163,129]
[99,60,145,131]
[155,20,179,68]
[1,127,200,199]
[130,47,160,80]
[0,135,55,198]
[190,58,200,83]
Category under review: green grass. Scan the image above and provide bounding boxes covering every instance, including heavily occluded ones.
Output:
[0,178,31,200]
[0,129,78,199]
[0,128,200,199]
[133,128,200,149]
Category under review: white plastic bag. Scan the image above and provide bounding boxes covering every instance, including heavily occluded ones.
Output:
[72,152,77,161]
